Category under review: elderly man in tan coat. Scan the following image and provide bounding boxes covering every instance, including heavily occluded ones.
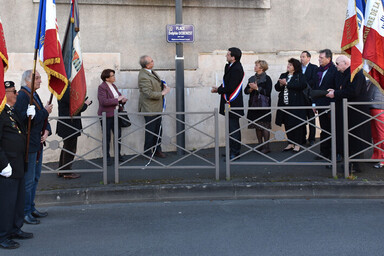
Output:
[138,55,170,158]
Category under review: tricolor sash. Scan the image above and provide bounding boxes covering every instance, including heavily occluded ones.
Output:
[222,74,245,107]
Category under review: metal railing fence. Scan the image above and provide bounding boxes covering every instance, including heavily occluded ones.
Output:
[224,103,337,180]
[42,113,108,185]
[113,109,220,183]
[343,99,384,177]
[39,99,383,183]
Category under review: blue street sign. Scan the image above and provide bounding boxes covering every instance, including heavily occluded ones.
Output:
[166,24,195,43]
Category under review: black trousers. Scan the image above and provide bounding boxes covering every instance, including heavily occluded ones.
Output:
[59,136,78,170]
[306,109,316,142]
[285,124,306,145]
[229,117,241,156]
[318,109,331,157]
[101,117,122,158]
[0,177,25,242]
[144,115,162,153]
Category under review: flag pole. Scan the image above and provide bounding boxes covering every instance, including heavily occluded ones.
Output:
[25,49,38,162]
[26,0,44,163]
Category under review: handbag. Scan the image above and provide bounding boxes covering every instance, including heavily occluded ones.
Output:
[251,93,269,107]
[118,107,131,128]
[302,82,313,105]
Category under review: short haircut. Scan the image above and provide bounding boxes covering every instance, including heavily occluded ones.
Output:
[139,55,149,68]
[288,58,302,74]
[100,69,115,82]
[255,60,269,72]
[21,70,33,87]
[228,47,242,61]
[302,51,311,58]
[319,49,333,61]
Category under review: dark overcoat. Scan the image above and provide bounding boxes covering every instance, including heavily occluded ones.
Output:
[334,68,371,155]
[275,72,307,127]
[217,61,244,118]
[56,87,88,139]
[244,74,272,123]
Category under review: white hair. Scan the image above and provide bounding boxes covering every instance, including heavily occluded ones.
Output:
[21,70,33,87]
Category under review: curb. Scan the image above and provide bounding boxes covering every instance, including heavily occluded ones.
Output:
[35,181,384,206]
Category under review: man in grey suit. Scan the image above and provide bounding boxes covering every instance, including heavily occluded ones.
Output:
[138,55,170,158]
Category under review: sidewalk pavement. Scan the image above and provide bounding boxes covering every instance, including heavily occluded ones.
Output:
[36,143,384,206]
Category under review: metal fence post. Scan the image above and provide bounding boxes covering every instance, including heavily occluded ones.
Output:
[343,98,349,178]
[225,104,230,181]
[114,109,119,184]
[102,112,108,185]
[214,108,220,181]
[330,103,337,177]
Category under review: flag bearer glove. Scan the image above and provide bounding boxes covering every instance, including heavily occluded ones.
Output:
[0,163,12,178]
[27,105,36,119]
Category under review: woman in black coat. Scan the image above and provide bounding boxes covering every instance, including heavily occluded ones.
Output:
[244,60,272,153]
[275,58,307,152]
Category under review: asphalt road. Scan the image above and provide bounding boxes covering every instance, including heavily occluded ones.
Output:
[6,199,384,256]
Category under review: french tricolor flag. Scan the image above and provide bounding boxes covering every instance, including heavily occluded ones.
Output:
[362,0,384,91]
[341,0,366,82]
[35,0,68,100]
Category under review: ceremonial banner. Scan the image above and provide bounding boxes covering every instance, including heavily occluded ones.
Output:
[62,0,87,116]
[0,16,8,113]
[362,0,384,91]
[35,0,68,99]
[341,0,366,81]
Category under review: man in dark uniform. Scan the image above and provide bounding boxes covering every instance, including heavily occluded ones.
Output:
[0,81,35,249]
[211,47,244,159]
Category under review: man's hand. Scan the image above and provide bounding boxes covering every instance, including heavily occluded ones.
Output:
[45,103,53,114]
[162,85,171,96]
[326,89,335,98]
[41,130,49,143]
[211,86,218,93]
[85,99,92,106]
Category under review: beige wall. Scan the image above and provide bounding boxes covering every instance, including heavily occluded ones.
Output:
[1,0,347,162]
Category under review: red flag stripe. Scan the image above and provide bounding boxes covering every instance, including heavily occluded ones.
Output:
[0,18,8,113]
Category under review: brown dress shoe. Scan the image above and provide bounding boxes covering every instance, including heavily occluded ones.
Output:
[154,151,166,158]
[63,173,81,179]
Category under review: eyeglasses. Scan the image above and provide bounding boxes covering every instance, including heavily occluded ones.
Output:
[6,89,17,95]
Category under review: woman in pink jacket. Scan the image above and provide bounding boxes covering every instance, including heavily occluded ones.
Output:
[97,69,127,166]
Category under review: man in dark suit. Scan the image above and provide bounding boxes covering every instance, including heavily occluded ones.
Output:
[211,47,244,159]
[313,49,337,159]
[0,81,34,249]
[56,88,91,179]
[300,51,318,145]
[138,55,170,158]
[326,55,371,172]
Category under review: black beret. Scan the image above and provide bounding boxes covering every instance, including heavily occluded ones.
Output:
[4,81,15,89]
